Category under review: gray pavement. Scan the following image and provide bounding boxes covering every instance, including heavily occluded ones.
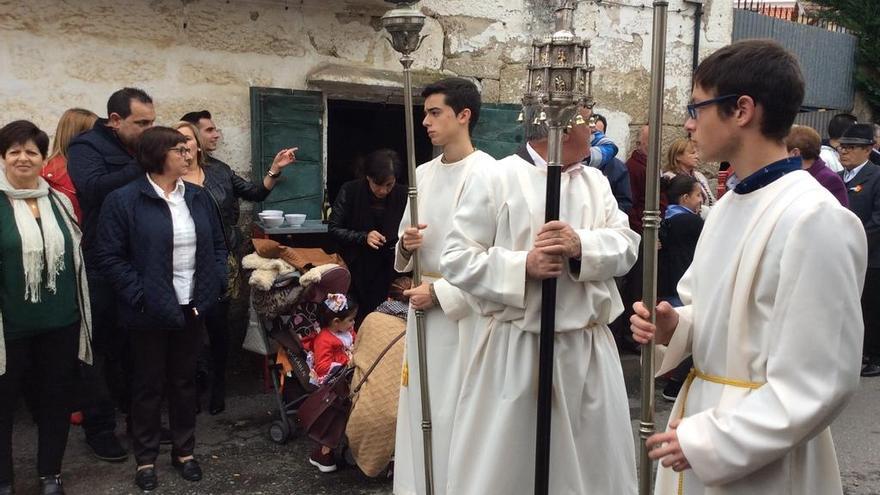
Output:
[7,354,880,494]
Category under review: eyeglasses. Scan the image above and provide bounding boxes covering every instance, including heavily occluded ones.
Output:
[686,94,740,120]
[838,144,869,153]
[169,146,193,157]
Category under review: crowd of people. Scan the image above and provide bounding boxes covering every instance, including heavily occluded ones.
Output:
[0,88,298,493]
[0,36,878,495]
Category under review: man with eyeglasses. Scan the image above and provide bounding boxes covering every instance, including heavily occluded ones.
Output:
[820,113,857,173]
[837,123,880,377]
[631,39,866,495]
[439,104,640,494]
[68,88,157,464]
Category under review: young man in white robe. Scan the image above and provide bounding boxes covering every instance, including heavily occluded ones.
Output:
[439,106,640,494]
[392,77,495,495]
[631,39,868,495]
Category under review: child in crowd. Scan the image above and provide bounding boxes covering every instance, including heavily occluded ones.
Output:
[308,293,358,473]
[657,174,704,401]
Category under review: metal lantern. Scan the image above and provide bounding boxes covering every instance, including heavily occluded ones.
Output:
[522,1,594,128]
[523,2,594,494]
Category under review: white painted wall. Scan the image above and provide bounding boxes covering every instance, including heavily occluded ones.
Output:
[0,0,733,174]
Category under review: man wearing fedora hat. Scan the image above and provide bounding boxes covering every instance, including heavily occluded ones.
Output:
[839,123,880,376]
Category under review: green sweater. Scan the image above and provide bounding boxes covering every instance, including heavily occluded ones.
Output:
[0,197,79,340]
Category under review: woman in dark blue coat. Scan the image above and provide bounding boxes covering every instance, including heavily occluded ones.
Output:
[95,127,226,492]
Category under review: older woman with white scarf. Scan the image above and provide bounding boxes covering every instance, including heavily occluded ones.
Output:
[0,120,92,495]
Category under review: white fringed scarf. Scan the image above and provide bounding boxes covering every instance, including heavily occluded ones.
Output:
[0,170,66,302]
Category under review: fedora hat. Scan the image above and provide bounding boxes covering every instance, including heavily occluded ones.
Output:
[839,123,875,146]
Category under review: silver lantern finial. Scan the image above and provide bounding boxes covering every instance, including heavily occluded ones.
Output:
[523,0,594,128]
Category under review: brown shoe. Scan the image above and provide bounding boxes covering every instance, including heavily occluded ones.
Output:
[308,447,337,473]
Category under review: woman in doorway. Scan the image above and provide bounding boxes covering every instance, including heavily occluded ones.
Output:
[662,137,716,217]
[329,149,407,323]
[174,120,297,415]
[43,108,99,223]
[96,127,227,491]
[0,120,92,495]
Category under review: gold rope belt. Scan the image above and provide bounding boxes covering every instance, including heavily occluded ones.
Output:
[676,367,765,494]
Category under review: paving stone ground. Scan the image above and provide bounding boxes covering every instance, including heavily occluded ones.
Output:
[8,353,879,494]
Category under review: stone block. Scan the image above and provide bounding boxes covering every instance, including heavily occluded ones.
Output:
[480,79,501,103]
[443,52,503,79]
[498,62,527,104]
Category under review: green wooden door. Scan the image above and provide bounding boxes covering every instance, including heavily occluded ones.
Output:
[471,103,523,159]
[250,87,324,219]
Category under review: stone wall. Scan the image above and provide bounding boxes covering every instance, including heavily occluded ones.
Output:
[0,0,732,174]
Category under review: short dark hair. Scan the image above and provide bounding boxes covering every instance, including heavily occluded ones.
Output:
[107,87,153,119]
[136,126,187,174]
[0,120,50,158]
[827,113,857,140]
[593,113,608,133]
[180,110,213,125]
[421,77,481,132]
[661,174,699,205]
[364,149,402,182]
[693,39,804,141]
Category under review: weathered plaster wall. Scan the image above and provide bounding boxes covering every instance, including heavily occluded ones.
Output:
[0,0,732,174]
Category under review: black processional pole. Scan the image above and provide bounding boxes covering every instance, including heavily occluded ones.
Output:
[522,1,594,493]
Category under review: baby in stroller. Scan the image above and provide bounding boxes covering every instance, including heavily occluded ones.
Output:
[304,293,358,472]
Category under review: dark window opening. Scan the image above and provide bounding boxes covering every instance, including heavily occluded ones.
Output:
[326,99,433,204]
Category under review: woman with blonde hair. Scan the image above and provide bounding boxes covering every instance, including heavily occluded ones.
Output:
[43,108,99,222]
[173,120,296,415]
[662,137,716,215]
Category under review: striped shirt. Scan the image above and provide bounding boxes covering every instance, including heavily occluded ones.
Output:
[146,174,197,304]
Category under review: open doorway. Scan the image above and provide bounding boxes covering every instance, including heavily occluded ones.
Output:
[326,99,434,203]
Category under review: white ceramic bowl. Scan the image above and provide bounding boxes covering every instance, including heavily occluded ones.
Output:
[259,215,284,228]
[261,209,283,217]
[285,213,306,227]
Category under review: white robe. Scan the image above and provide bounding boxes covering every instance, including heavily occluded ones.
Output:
[393,150,495,495]
[655,170,867,495]
[440,154,640,495]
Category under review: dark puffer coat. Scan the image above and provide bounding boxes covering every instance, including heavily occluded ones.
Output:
[95,175,227,330]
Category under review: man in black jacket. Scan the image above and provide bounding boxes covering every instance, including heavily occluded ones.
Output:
[838,123,880,377]
[68,87,155,462]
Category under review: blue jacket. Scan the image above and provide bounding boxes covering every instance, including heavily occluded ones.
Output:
[95,175,228,330]
[587,131,619,168]
[68,119,143,267]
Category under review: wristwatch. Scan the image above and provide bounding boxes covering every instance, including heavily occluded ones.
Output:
[266,168,281,178]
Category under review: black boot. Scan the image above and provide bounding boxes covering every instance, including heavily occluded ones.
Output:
[38,475,64,495]
[134,466,158,492]
[208,382,226,416]
[86,431,128,462]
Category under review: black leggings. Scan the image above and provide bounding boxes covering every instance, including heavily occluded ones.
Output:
[203,300,230,399]
[0,323,79,482]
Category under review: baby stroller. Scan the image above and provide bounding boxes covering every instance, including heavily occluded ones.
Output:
[248,263,352,444]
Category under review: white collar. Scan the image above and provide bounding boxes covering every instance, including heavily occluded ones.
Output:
[526,142,547,168]
[146,173,185,199]
[526,142,584,175]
